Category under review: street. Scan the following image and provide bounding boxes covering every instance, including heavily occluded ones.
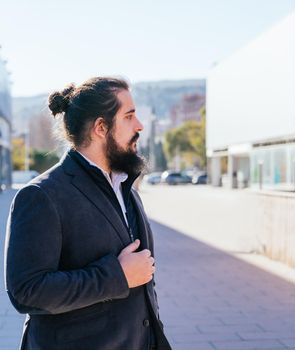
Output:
[1,185,295,349]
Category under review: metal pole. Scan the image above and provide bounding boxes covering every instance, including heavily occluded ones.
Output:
[258,161,263,190]
[24,130,30,171]
[149,115,156,172]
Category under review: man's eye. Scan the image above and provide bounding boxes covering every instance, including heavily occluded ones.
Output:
[126,115,133,119]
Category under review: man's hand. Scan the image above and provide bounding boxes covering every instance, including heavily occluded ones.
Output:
[118,239,155,288]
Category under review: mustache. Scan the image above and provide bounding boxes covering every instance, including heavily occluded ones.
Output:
[129,132,140,145]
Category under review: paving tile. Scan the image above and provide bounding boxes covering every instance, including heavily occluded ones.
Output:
[212,339,286,350]
[238,331,295,341]
[172,331,240,343]
[279,338,295,347]
[172,342,216,350]
[197,324,264,334]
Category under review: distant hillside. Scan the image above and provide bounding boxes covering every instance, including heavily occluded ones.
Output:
[132,79,206,119]
[12,79,206,132]
[12,94,48,133]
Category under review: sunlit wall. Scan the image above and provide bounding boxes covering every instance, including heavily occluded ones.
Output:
[207,12,295,151]
[206,12,295,190]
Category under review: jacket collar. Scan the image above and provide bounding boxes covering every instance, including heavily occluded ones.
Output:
[76,151,129,191]
[60,150,148,248]
[61,151,131,246]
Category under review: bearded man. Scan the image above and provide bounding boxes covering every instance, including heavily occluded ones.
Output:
[5,77,172,350]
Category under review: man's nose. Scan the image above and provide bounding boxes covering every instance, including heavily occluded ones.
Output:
[135,117,144,132]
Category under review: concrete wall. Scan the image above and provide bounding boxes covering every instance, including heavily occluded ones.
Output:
[256,190,295,267]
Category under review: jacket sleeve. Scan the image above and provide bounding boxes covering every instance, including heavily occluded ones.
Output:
[132,189,164,329]
[4,185,129,315]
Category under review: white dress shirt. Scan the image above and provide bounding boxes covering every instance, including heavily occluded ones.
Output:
[77,152,129,226]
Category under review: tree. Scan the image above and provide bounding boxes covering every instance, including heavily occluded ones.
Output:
[12,137,27,170]
[164,107,206,169]
[30,149,59,173]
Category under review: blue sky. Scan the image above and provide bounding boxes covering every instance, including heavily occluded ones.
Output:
[1,0,295,96]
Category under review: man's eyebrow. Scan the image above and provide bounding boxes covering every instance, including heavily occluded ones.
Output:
[124,108,135,115]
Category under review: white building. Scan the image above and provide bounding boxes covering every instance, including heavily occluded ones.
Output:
[206,12,295,191]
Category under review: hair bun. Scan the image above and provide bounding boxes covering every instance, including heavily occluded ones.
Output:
[48,84,75,116]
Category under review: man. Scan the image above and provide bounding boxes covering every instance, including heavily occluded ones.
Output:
[5,77,172,350]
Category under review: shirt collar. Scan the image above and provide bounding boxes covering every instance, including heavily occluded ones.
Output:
[77,151,128,189]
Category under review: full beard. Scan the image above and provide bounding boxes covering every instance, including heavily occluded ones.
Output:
[105,131,146,176]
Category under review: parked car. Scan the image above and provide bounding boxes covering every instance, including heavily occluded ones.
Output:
[192,172,207,185]
[143,172,162,185]
[161,170,192,185]
[12,170,40,184]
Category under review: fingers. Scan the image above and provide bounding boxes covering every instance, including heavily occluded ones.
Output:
[120,239,140,256]
[138,249,151,258]
[149,256,155,265]
[147,275,154,283]
[148,258,156,277]
[147,266,156,283]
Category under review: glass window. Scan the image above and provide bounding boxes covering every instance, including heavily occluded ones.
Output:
[289,145,295,188]
[272,148,287,184]
[251,149,271,185]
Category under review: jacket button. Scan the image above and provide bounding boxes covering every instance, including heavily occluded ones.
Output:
[143,319,150,327]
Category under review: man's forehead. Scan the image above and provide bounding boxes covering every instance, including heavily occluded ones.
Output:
[117,90,135,114]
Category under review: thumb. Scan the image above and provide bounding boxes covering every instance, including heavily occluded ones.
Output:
[121,239,140,256]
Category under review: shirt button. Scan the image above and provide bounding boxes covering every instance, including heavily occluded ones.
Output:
[143,319,150,327]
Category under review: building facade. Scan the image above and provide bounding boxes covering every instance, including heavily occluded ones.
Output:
[0,55,12,189]
[206,12,295,191]
[170,93,206,128]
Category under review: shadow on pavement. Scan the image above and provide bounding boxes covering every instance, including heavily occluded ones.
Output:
[150,219,295,350]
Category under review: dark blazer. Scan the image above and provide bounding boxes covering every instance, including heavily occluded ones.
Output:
[5,152,171,350]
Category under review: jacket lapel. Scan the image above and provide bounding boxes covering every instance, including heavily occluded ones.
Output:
[131,189,150,250]
[61,153,131,247]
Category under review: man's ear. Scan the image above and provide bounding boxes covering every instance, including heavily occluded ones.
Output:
[92,117,108,139]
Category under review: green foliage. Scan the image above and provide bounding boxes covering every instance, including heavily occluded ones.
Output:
[12,136,59,173]
[30,149,59,173]
[12,137,30,170]
[164,108,206,169]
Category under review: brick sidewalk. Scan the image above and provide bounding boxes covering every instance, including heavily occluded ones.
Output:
[152,219,295,350]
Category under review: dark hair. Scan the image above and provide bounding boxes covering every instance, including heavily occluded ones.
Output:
[48,77,129,147]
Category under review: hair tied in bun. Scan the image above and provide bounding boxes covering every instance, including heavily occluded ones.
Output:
[48,84,75,116]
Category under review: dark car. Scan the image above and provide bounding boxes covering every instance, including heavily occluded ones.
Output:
[143,172,162,185]
[192,172,207,185]
[161,171,192,185]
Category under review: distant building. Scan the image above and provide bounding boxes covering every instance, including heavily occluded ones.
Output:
[207,12,295,190]
[0,55,12,189]
[170,93,205,128]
